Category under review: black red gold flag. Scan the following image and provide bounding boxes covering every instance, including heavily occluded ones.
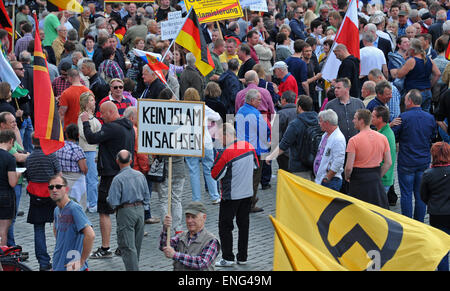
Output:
[175,8,214,76]
[32,13,64,155]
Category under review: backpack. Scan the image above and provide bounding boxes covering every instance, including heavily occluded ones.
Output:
[298,119,323,169]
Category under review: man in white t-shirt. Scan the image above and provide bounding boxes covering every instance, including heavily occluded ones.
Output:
[360,32,388,79]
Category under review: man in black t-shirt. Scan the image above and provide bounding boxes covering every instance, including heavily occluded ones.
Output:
[237,43,257,80]
[333,44,361,99]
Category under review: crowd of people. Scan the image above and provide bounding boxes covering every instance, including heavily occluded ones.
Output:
[0,0,449,271]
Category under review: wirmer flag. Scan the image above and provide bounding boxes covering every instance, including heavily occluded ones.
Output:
[175,8,215,77]
[321,0,359,81]
[46,0,84,13]
[133,48,169,84]
[32,14,64,155]
[272,170,450,271]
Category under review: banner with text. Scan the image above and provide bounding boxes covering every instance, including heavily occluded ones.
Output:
[138,100,205,157]
[184,0,243,23]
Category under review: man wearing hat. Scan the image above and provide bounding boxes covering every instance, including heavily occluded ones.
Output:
[397,10,410,37]
[272,61,298,101]
[160,201,220,271]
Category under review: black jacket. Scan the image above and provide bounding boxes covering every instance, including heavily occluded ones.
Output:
[83,117,135,176]
[337,55,360,99]
[420,166,450,215]
[279,111,319,172]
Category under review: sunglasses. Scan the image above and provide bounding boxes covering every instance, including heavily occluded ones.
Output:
[112,86,123,90]
[48,184,66,190]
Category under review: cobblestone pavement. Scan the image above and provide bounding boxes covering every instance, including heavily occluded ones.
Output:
[11,161,410,271]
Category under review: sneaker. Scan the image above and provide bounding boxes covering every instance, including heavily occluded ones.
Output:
[90,247,113,259]
[145,217,161,224]
[212,199,221,205]
[215,259,234,267]
[237,260,247,265]
[115,248,121,256]
[87,206,97,213]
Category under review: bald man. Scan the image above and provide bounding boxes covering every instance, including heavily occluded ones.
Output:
[107,149,150,270]
[80,101,135,259]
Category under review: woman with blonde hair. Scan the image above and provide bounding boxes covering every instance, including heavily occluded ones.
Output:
[77,91,102,213]
[184,88,222,204]
[397,38,441,112]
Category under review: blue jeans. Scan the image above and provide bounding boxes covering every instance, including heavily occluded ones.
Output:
[34,224,51,269]
[420,89,432,113]
[84,151,98,209]
[321,177,343,191]
[397,164,427,222]
[185,149,220,202]
[7,184,22,246]
[19,117,34,153]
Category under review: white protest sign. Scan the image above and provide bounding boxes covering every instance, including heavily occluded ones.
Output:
[239,0,262,7]
[160,16,186,40]
[138,100,205,157]
[168,10,182,20]
[249,0,268,12]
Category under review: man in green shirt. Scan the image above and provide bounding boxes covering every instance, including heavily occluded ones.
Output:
[205,38,225,84]
[43,11,62,64]
[372,106,396,192]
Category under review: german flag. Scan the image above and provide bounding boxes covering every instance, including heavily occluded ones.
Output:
[47,0,83,13]
[175,8,214,76]
[0,0,13,53]
[32,13,64,155]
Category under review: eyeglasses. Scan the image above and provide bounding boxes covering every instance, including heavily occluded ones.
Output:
[48,184,66,190]
[112,86,123,90]
[14,67,24,71]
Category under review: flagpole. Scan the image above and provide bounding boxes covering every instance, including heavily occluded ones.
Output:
[319,0,355,80]
[161,7,193,63]
[11,1,16,53]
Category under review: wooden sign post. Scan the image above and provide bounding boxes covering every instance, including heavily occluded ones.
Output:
[137,99,205,247]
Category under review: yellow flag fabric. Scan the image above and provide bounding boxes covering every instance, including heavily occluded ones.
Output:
[273,170,450,271]
[270,216,347,271]
[47,0,83,13]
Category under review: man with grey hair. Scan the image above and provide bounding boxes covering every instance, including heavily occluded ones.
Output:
[313,109,346,191]
[235,70,275,115]
[140,64,165,99]
[392,89,436,221]
[361,80,377,107]
[179,53,204,100]
[428,9,448,45]
[360,32,388,79]
[235,89,269,212]
[361,23,392,63]
[52,25,68,65]
[107,149,150,271]
[366,80,392,112]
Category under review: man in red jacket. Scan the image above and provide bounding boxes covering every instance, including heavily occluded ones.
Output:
[272,61,299,102]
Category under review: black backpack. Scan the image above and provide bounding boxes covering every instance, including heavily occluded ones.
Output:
[299,120,323,169]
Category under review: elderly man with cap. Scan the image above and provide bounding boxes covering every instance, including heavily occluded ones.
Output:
[160,202,220,271]
[272,61,298,100]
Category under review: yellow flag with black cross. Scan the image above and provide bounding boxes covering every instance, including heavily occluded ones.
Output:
[273,170,450,271]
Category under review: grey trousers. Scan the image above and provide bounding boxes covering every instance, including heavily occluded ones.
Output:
[116,205,145,271]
